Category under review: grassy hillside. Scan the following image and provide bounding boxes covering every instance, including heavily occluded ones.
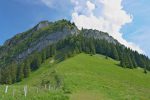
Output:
[0,53,150,100]
[56,53,150,100]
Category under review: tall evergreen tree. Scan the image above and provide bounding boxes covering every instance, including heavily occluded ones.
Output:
[127,55,134,69]
[111,45,119,60]
[144,66,147,74]
[10,62,17,83]
[16,64,24,82]
[46,46,51,59]
[1,67,12,84]
[50,45,56,57]
[41,49,46,63]
[5,69,12,84]
[120,53,126,68]
[131,54,137,68]
[89,40,96,55]
[30,53,41,70]
[23,60,31,78]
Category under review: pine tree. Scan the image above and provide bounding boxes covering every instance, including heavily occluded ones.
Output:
[125,54,134,69]
[111,45,119,60]
[131,55,137,68]
[50,45,56,57]
[128,56,134,69]
[105,55,108,59]
[30,53,41,70]
[16,64,24,82]
[2,67,12,84]
[105,43,111,57]
[116,45,121,60]
[46,46,51,59]
[23,60,31,78]
[6,70,12,84]
[144,66,147,74]
[41,49,46,63]
[90,41,96,55]
[10,62,17,83]
[120,53,126,68]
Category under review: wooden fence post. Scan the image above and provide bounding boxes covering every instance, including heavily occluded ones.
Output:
[37,87,38,93]
[45,84,47,89]
[13,89,15,97]
[5,85,8,93]
[48,84,50,90]
[24,85,27,97]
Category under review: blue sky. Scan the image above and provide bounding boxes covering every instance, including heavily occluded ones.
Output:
[122,0,150,57]
[0,0,150,57]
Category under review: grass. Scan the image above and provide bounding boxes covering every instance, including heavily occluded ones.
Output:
[0,58,68,100]
[0,53,150,100]
[0,85,68,100]
[17,58,55,86]
[56,53,150,100]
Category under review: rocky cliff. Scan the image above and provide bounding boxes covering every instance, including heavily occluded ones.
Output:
[0,19,120,65]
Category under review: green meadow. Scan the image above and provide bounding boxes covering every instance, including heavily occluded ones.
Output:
[0,53,150,100]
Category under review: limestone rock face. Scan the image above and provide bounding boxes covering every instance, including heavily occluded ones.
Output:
[18,26,79,60]
[0,19,120,64]
[36,21,49,31]
[82,29,118,44]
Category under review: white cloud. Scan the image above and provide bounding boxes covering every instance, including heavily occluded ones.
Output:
[39,0,143,53]
[71,0,143,53]
[86,1,95,12]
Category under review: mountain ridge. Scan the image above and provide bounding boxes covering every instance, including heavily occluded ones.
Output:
[0,19,119,62]
[0,19,149,85]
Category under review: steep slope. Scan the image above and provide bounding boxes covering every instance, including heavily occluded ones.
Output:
[56,53,150,100]
[1,53,148,100]
[82,29,119,44]
[0,19,150,85]
[0,19,118,65]
[0,20,78,62]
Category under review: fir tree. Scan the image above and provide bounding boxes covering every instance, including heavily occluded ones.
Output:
[144,67,147,74]
[16,64,24,82]
[41,49,46,63]
[30,53,41,71]
[120,53,126,68]
[10,62,17,83]
[23,60,31,78]
[131,55,137,68]
[111,45,119,60]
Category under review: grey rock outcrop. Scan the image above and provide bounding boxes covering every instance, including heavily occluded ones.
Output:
[18,26,79,60]
[82,29,119,44]
[36,21,50,31]
[0,20,120,63]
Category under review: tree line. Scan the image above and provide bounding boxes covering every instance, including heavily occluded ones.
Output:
[0,32,150,84]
